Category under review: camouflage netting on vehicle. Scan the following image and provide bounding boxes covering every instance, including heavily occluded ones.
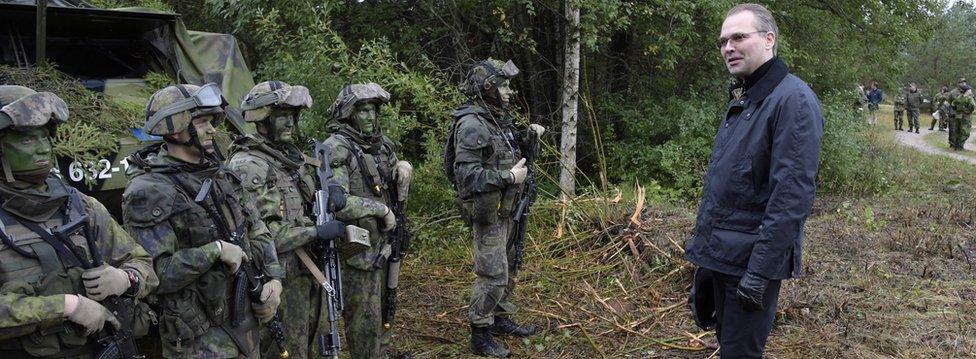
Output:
[0,64,143,163]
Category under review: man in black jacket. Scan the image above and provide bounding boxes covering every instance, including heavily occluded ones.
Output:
[685,4,825,358]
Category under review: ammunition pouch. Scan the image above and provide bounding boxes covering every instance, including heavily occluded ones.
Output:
[158,291,209,345]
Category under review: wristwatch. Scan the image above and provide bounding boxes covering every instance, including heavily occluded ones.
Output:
[124,269,140,297]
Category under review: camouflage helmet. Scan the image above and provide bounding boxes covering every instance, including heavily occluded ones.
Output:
[144,83,227,136]
[459,59,519,97]
[0,85,68,133]
[240,80,313,122]
[328,82,390,121]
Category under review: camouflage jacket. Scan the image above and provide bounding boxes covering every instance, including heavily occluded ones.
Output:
[893,94,905,110]
[0,175,157,354]
[933,92,949,112]
[449,104,525,222]
[228,135,317,255]
[905,91,923,110]
[952,93,976,115]
[121,144,283,354]
[322,129,397,270]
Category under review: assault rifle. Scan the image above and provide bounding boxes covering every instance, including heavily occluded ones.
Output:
[191,177,289,358]
[63,214,143,359]
[311,141,344,358]
[511,129,540,273]
[378,181,412,329]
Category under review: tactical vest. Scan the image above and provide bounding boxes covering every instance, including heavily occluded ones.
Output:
[329,134,395,270]
[0,189,95,357]
[451,109,522,225]
[125,166,256,353]
[236,145,315,224]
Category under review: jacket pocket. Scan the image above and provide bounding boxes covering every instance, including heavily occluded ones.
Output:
[706,227,758,266]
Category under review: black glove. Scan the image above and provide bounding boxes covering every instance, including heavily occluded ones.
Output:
[735,272,768,312]
[328,185,347,212]
[316,220,347,242]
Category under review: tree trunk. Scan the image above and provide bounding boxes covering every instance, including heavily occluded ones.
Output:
[558,0,580,201]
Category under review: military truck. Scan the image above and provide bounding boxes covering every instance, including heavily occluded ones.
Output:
[0,0,255,219]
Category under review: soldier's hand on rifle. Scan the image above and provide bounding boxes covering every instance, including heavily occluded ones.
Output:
[253,279,282,323]
[316,219,347,241]
[64,294,120,335]
[529,123,546,137]
[380,206,397,232]
[82,264,131,301]
[215,240,248,274]
[508,158,528,185]
[328,184,347,212]
[394,160,413,202]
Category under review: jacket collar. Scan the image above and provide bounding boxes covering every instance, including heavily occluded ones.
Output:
[729,56,789,102]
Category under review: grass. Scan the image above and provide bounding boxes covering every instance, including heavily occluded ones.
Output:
[391,106,976,358]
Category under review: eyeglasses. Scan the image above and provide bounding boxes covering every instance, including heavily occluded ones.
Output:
[716,31,767,49]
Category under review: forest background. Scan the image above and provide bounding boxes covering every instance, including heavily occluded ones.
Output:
[79,0,976,356]
[90,0,969,206]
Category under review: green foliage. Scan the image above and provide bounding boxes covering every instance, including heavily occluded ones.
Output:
[0,65,142,164]
[816,91,901,195]
[604,94,719,200]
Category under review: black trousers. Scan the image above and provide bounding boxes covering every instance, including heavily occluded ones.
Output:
[711,270,782,359]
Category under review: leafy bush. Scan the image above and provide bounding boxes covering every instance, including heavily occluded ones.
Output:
[816,90,901,195]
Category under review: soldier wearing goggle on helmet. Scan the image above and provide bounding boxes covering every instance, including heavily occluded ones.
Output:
[144,83,228,163]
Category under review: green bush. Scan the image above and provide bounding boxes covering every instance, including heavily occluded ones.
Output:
[816,90,901,195]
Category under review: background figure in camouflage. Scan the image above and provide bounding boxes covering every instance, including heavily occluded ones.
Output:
[123,84,285,358]
[905,83,923,133]
[931,86,950,131]
[0,85,158,357]
[947,79,966,149]
[950,86,975,150]
[448,59,544,358]
[893,90,905,131]
[323,83,413,359]
[228,80,349,359]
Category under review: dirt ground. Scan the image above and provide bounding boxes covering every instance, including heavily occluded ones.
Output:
[391,110,976,358]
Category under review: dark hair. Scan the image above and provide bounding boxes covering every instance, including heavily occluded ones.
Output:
[727,3,779,54]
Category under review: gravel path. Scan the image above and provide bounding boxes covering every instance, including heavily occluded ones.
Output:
[892,126,976,165]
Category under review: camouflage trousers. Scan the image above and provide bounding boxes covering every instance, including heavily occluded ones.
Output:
[950,114,972,149]
[340,263,392,359]
[162,322,261,359]
[907,109,920,130]
[893,110,904,129]
[468,217,518,327]
[262,252,322,359]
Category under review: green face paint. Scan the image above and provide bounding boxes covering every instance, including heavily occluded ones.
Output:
[268,107,298,143]
[1,127,53,173]
[353,102,377,135]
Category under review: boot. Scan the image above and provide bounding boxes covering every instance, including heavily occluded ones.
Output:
[392,352,414,359]
[471,324,510,358]
[490,316,538,338]
[915,129,920,134]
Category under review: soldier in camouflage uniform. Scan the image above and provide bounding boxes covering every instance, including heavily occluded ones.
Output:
[905,83,923,133]
[122,84,285,358]
[0,85,158,357]
[951,86,975,150]
[931,85,950,131]
[947,79,966,148]
[893,89,905,131]
[446,59,544,357]
[227,80,353,359]
[322,83,413,359]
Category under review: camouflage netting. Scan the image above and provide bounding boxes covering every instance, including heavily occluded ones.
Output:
[0,64,143,163]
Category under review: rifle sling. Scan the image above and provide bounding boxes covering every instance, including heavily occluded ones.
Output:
[0,205,89,269]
